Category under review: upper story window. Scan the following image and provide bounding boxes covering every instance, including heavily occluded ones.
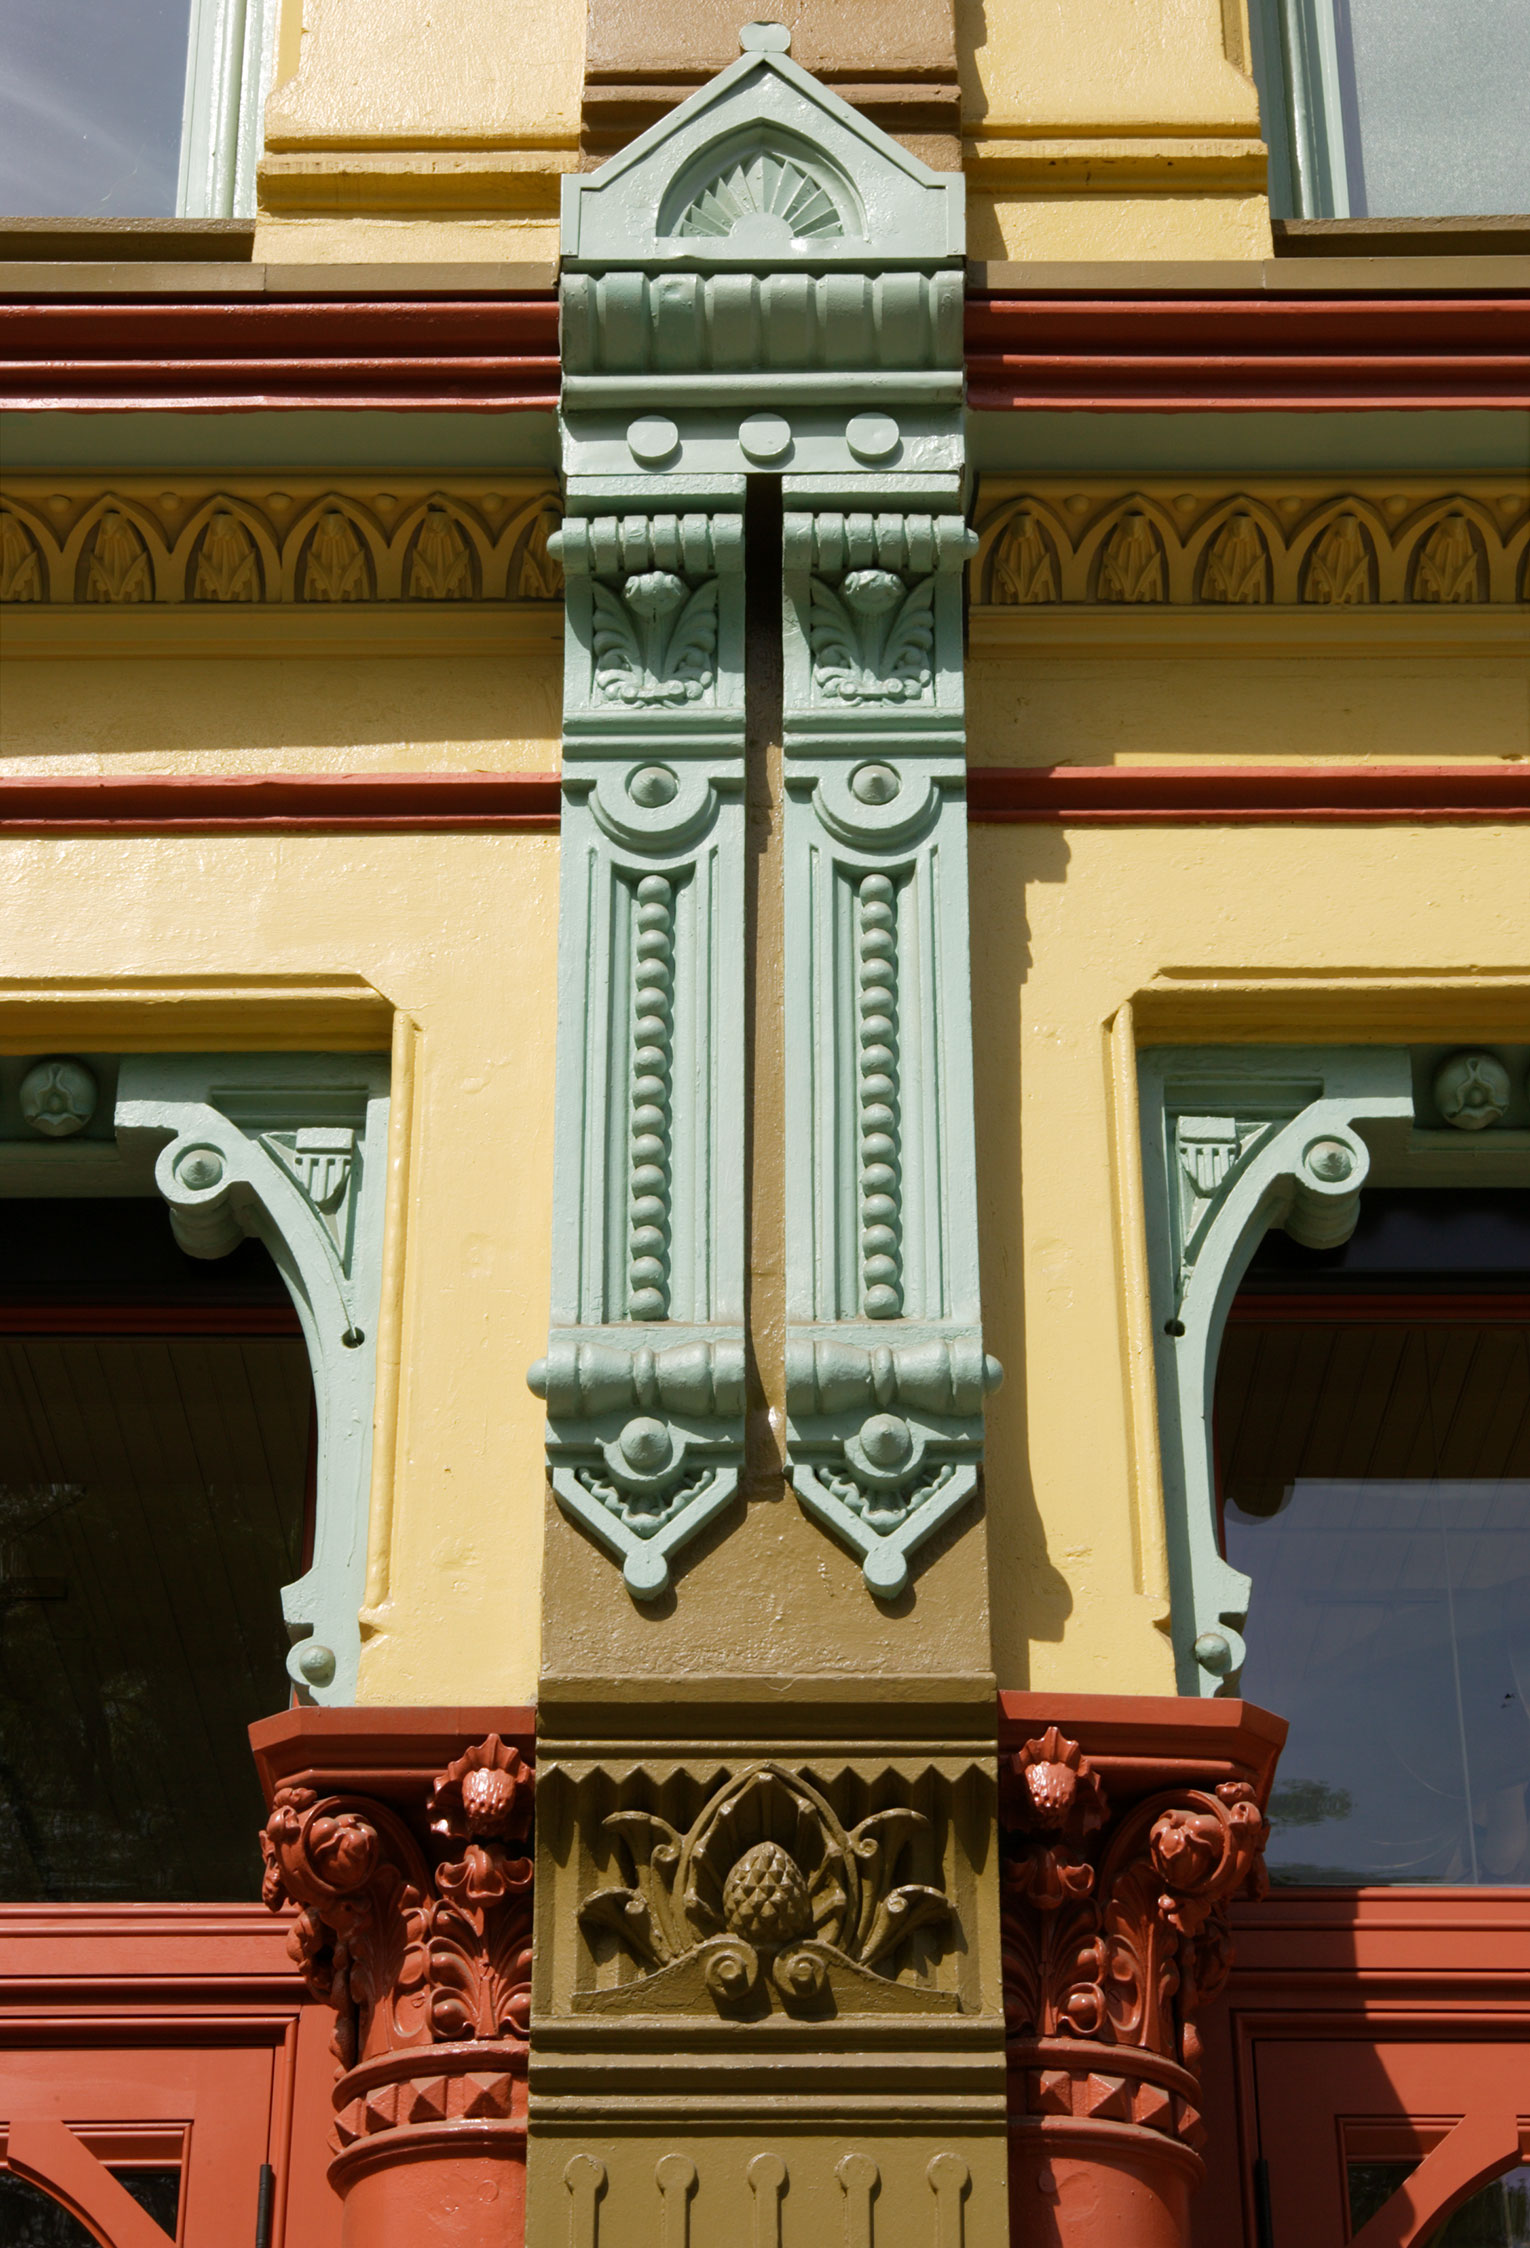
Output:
[1251,0,1530,218]
[0,0,274,220]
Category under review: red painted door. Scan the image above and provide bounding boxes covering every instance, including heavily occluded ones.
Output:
[0,2041,275,2246]
[1256,2037,1530,2246]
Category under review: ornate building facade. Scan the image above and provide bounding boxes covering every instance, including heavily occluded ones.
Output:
[0,2,1527,2243]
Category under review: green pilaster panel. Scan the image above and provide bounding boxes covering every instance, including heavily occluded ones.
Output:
[538,24,998,1599]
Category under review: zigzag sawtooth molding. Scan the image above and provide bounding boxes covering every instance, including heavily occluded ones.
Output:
[0,480,562,603]
[535,22,999,1601]
[783,510,1001,1596]
[972,477,1530,607]
[1135,1043,1530,1696]
[113,1052,390,1703]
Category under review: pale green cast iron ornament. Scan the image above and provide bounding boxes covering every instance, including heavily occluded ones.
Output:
[536,24,999,1598]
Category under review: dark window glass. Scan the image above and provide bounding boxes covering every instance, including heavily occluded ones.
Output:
[1349,2161,1530,2245]
[1217,1197,1530,1887]
[0,2167,179,2243]
[0,1204,310,1902]
[0,0,194,218]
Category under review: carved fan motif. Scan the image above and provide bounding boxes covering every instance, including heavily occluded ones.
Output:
[674,152,844,244]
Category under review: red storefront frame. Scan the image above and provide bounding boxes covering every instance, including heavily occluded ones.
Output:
[0,1901,340,2245]
[1195,1888,1530,2246]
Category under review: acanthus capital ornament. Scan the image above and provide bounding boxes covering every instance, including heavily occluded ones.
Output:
[1001,1726,1270,2157]
[260,1736,534,2177]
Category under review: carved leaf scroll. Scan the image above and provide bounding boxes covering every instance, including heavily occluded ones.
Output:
[580,1762,956,2017]
[593,571,720,704]
[1000,1727,1269,2113]
[807,570,935,702]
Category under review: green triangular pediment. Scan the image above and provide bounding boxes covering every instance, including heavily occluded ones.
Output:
[561,43,963,269]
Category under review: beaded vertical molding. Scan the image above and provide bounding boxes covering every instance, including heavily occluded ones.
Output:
[783,509,1001,1596]
[531,510,747,1599]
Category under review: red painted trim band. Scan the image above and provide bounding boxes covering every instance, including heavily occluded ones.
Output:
[965,294,1530,411]
[0,772,563,833]
[0,767,1525,834]
[968,765,1530,823]
[0,298,560,411]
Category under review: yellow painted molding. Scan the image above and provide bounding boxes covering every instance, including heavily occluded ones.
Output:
[1,479,561,610]
[257,151,574,214]
[968,607,1530,661]
[964,136,1267,193]
[1106,1002,1170,1613]
[973,476,1530,609]
[1132,970,1530,1045]
[0,974,395,1052]
[0,605,564,662]
[362,1007,418,1619]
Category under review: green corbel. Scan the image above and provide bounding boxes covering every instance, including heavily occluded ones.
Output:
[1137,1047,1418,1694]
[780,507,1000,1596]
[113,1052,391,1703]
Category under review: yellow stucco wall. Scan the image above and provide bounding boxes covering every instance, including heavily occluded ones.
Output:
[0,828,558,1707]
[0,615,561,777]
[958,0,1272,261]
[255,0,582,263]
[253,0,1272,266]
[972,819,1530,1696]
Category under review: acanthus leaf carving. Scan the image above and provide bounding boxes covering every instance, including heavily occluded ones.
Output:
[1412,512,1484,602]
[1199,511,1269,604]
[300,509,373,602]
[0,508,46,602]
[81,509,153,603]
[1095,511,1165,603]
[1303,511,1374,605]
[579,1762,957,2018]
[988,507,1058,604]
[593,571,719,704]
[262,1735,535,2084]
[192,509,262,602]
[1001,1727,1270,2149]
[808,569,935,703]
[407,505,477,600]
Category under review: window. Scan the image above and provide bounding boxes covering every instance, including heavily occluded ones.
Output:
[1216,1191,1530,1885]
[0,1199,312,1899]
[1250,0,1530,218]
[0,0,277,220]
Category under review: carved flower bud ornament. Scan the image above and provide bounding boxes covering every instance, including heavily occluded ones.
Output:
[430,1736,534,1845]
[1434,1049,1512,1130]
[722,1840,813,1947]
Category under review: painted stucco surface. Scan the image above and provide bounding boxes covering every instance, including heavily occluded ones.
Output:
[0,831,559,1705]
[0,626,561,776]
[971,819,1530,1697]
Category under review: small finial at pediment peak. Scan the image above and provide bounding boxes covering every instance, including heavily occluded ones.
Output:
[740,20,791,53]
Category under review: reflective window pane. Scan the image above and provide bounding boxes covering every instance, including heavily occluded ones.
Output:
[0,0,194,217]
[1219,1315,1530,1885]
[1337,0,1530,217]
